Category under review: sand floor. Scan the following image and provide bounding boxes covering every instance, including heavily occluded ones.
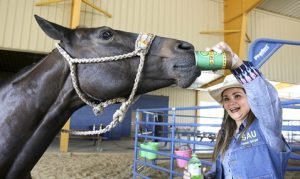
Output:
[31,138,300,179]
[32,152,134,179]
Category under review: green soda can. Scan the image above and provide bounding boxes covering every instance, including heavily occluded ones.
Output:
[195,51,231,70]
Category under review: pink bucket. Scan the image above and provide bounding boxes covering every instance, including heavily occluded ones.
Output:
[174,148,192,168]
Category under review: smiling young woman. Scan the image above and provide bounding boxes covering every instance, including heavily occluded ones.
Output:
[184,41,291,179]
[208,42,290,179]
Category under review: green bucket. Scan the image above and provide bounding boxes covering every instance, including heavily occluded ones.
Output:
[139,142,159,160]
[139,143,147,158]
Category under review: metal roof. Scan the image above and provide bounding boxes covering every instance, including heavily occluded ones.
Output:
[257,0,300,20]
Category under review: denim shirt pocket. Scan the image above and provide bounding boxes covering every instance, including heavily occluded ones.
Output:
[232,144,276,178]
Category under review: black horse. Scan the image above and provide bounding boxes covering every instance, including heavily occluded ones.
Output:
[0,15,200,179]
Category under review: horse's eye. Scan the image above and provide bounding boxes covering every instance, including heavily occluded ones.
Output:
[100,30,113,40]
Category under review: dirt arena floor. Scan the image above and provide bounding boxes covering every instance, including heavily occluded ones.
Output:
[31,138,300,179]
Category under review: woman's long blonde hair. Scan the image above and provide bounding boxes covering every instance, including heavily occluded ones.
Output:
[212,109,256,160]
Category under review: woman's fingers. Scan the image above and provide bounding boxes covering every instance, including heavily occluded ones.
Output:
[211,41,232,53]
[211,42,242,69]
[205,47,212,52]
[183,166,191,179]
[203,167,207,173]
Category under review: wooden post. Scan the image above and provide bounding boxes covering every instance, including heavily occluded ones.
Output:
[35,0,65,6]
[223,0,263,76]
[82,0,112,18]
[224,0,263,58]
[59,0,82,153]
[59,119,70,152]
[69,0,82,28]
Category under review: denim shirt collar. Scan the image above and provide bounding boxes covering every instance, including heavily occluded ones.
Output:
[234,119,247,139]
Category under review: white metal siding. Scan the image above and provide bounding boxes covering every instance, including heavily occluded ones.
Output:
[0,0,224,52]
[148,87,196,108]
[1,1,300,99]
[81,0,224,51]
[248,9,300,83]
[0,0,224,110]
[0,0,72,52]
[148,87,198,123]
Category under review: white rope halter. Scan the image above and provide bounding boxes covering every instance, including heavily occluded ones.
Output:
[56,33,155,135]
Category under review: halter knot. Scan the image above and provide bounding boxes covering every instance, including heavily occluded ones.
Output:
[93,105,104,115]
[135,33,155,55]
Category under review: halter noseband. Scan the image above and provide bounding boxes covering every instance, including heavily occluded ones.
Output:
[56,33,155,135]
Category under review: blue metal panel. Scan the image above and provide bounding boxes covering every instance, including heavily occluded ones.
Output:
[121,95,169,137]
[248,38,300,68]
[70,95,168,140]
[132,105,300,178]
[71,104,121,140]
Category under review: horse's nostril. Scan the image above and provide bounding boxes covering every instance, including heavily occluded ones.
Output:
[178,42,193,50]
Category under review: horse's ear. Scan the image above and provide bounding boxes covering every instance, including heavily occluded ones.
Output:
[34,14,71,41]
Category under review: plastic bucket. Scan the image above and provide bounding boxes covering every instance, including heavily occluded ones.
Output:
[139,142,159,160]
[145,142,159,160]
[174,148,192,168]
[139,143,147,158]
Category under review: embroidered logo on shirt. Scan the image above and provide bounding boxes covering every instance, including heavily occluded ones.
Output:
[241,130,259,145]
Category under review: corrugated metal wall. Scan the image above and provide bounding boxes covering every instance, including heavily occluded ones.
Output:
[0,0,224,110]
[148,87,196,107]
[0,0,71,52]
[80,0,224,51]
[248,9,300,83]
[148,87,198,122]
[0,0,224,53]
[2,0,300,110]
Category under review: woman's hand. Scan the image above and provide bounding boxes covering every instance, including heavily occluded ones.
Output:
[206,41,243,69]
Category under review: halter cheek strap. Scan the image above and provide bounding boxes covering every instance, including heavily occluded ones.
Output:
[56,33,155,135]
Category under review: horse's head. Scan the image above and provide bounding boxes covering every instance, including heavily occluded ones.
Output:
[35,15,200,101]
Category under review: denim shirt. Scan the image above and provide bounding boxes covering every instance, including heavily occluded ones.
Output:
[205,62,291,179]
[222,120,247,178]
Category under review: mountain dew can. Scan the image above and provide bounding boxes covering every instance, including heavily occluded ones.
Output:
[195,51,231,70]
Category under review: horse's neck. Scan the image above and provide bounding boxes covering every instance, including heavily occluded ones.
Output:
[11,50,83,116]
[0,51,86,177]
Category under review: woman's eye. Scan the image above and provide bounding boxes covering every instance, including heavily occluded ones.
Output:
[223,97,229,102]
[234,94,241,99]
[100,31,113,40]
